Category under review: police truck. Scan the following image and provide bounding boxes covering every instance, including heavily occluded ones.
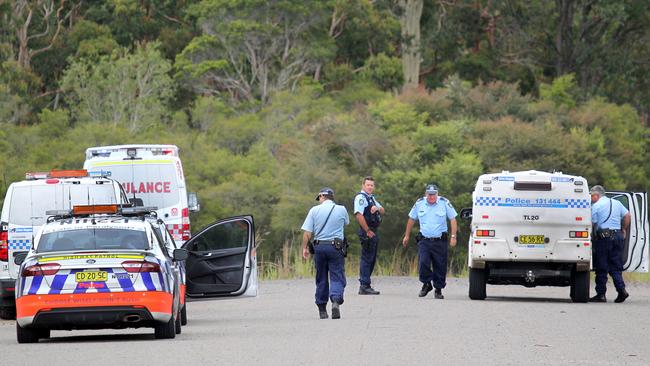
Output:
[463,170,648,302]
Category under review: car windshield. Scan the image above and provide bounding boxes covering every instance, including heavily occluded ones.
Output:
[37,228,149,253]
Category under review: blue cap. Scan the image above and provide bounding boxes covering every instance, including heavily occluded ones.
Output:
[316,187,335,200]
[425,184,438,194]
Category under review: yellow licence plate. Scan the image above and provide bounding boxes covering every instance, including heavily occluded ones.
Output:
[519,235,545,245]
[75,271,108,282]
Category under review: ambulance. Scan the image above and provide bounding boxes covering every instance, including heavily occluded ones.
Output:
[463,170,648,302]
[83,145,199,245]
[0,170,129,319]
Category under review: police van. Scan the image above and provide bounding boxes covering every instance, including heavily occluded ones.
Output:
[83,145,199,245]
[464,170,648,302]
[0,170,129,319]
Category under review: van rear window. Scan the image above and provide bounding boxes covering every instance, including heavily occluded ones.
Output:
[513,182,552,191]
[9,185,119,226]
[37,229,148,253]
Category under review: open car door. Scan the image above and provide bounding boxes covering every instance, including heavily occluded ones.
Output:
[182,215,258,298]
[606,191,648,272]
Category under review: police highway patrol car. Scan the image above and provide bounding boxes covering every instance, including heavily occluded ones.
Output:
[14,205,258,343]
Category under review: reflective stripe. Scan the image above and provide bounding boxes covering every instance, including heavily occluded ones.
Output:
[90,160,174,166]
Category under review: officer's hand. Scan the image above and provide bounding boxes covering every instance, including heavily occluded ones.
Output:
[302,247,310,260]
[367,230,375,238]
[370,206,379,214]
[450,237,457,247]
[622,229,627,240]
[402,236,409,247]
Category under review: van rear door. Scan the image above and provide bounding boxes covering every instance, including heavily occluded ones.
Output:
[606,191,648,272]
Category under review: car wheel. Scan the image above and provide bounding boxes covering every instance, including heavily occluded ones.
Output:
[175,312,182,334]
[469,267,487,300]
[0,306,16,320]
[154,314,176,339]
[16,323,40,344]
[571,269,590,303]
[180,304,187,326]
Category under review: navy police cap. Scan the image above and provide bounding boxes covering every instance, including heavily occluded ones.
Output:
[316,187,335,200]
[425,184,438,194]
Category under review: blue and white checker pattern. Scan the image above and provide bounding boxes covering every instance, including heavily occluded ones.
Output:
[565,198,590,208]
[475,197,502,206]
[8,239,31,250]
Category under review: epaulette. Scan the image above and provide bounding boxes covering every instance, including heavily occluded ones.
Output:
[439,196,448,202]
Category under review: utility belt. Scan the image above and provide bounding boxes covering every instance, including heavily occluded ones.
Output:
[415,232,448,242]
[311,238,349,257]
[595,229,620,240]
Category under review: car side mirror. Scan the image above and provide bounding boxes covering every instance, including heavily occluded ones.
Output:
[14,252,28,266]
[129,197,144,207]
[173,248,189,261]
[460,208,473,220]
[188,192,200,212]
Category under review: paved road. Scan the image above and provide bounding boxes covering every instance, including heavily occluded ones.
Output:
[1,276,649,365]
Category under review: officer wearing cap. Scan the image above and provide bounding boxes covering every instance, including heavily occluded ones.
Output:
[401,184,457,299]
[301,187,350,319]
[589,185,631,303]
[354,176,385,295]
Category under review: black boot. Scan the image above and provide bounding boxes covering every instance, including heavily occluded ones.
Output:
[331,301,341,319]
[614,289,629,303]
[317,304,328,319]
[434,288,444,299]
[589,294,607,302]
[359,285,380,295]
[418,282,433,297]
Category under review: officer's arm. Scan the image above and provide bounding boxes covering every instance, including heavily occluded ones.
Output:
[355,213,370,232]
[302,231,312,259]
[402,218,416,246]
[449,218,458,246]
[622,212,631,238]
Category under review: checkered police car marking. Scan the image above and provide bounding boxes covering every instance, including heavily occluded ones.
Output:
[8,239,31,250]
[475,197,590,209]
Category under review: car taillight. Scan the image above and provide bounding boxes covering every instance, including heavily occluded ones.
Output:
[0,230,8,262]
[475,230,495,237]
[121,261,161,273]
[570,231,589,238]
[182,208,190,241]
[22,263,60,277]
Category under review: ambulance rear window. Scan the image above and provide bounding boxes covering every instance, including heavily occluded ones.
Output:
[513,182,552,191]
[37,229,148,252]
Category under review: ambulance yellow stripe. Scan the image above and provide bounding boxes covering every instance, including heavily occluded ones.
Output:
[39,254,145,262]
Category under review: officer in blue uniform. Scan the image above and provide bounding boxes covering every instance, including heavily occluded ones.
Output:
[302,187,350,319]
[354,176,385,295]
[589,185,631,303]
[402,184,457,299]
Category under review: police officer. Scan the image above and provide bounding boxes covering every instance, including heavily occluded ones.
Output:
[401,184,457,299]
[589,185,631,303]
[354,176,385,295]
[302,187,350,319]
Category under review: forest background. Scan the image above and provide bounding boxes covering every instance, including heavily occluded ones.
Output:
[1,0,648,278]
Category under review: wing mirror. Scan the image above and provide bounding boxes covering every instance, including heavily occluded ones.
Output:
[14,252,28,266]
[129,197,144,207]
[188,192,200,212]
[173,248,189,261]
[460,208,473,220]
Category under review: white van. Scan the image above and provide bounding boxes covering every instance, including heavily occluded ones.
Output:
[83,145,199,246]
[0,170,129,318]
[463,170,648,302]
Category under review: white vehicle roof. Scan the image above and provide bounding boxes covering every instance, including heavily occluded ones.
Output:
[85,144,179,159]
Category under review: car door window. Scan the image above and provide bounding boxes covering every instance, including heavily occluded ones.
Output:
[190,221,249,252]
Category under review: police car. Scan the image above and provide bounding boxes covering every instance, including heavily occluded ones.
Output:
[14,205,258,343]
[1,170,129,320]
[463,170,648,302]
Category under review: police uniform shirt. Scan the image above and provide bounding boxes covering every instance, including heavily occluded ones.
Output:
[353,191,383,215]
[592,196,629,230]
[408,196,457,238]
[301,199,350,241]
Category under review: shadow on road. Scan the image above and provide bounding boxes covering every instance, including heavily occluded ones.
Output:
[484,296,573,303]
[42,333,154,343]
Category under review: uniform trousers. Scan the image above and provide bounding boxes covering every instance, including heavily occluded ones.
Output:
[358,228,379,287]
[593,231,626,295]
[417,238,448,289]
[314,243,346,305]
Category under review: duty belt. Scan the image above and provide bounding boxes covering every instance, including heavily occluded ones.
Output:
[313,240,336,245]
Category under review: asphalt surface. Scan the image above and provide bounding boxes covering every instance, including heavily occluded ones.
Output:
[1,276,649,365]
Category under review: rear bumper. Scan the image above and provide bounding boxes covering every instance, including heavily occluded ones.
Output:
[0,279,16,307]
[483,261,585,287]
[16,291,173,328]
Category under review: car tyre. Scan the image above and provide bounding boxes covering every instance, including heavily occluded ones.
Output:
[571,269,589,303]
[16,323,40,343]
[0,306,16,320]
[154,314,176,339]
[180,303,187,326]
[175,312,182,334]
[469,267,487,300]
